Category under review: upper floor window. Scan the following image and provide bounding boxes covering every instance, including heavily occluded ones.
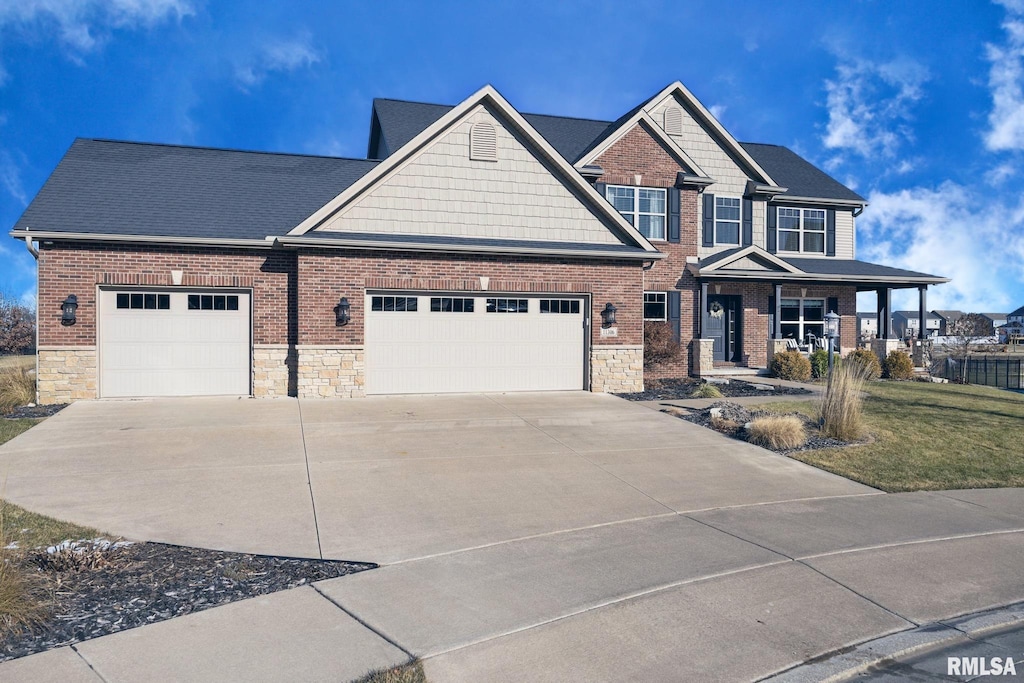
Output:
[714,197,740,245]
[778,207,826,253]
[643,291,667,321]
[606,185,666,241]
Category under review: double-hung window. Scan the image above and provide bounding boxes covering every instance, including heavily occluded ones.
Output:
[780,298,825,344]
[777,208,826,253]
[606,186,666,240]
[644,292,667,321]
[714,197,740,245]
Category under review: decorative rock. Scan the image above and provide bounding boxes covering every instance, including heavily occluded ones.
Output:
[705,378,731,385]
[750,383,776,391]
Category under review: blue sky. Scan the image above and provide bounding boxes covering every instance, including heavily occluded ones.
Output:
[2,0,1024,314]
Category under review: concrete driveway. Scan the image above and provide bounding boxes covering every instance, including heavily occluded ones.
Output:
[4,393,1024,681]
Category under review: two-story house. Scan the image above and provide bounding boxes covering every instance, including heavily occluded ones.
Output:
[10,82,949,404]
[892,311,941,340]
[999,305,1024,343]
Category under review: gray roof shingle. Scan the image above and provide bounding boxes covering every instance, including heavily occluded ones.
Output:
[299,230,651,256]
[739,143,865,202]
[778,257,941,280]
[13,139,380,240]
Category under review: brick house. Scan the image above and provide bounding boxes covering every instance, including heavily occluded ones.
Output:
[11,83,948,404]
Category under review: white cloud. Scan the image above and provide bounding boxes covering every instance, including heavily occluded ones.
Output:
[986,161,1017,184]
[822,57,928,160]
[0,149,26,205]
[234,34,321,89]
[708,104,727,122]
[0,0,193,52]
[984,2,1024,151]
[857,183,1024,312]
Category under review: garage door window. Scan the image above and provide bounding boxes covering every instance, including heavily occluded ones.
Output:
[188,294,239,311]
[540,299,580,314]
[430,297,474,312]
[371,296,418,312]
[487,298,528,313]
[116,293,170,310]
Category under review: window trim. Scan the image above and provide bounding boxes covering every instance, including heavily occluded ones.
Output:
[779,297,826,344]
[605,185,667,241]
[776,206,826,254]
[713,196,741,246]
[643,291,668,321]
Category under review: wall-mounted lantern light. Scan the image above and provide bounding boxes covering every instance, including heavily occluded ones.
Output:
[334,296,351,327]
[61,294,78,326]
[600,302,618,328]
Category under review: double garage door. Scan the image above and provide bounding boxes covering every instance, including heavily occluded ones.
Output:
[98,289,250,398]
[365,292,588,394]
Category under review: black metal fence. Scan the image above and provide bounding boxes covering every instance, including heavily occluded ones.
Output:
[941,356,1024,389]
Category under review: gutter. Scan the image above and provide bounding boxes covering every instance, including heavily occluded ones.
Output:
[770,195,868,210]
[20,230,39,259]
[687,263,950,286]
[275,235,668,261]
[8,230,274,250]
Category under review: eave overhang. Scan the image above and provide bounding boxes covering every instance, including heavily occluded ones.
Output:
[9,229,274,249]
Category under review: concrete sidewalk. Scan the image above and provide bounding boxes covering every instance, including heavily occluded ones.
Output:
[2,393,1024,681]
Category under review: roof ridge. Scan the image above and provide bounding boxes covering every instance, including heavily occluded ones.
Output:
[82,138,381,164]
[374,97,613,125]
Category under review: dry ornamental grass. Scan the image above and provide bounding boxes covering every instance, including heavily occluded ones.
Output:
[746,415,808,450]
[0,367,34,415]
[819,362,866,441]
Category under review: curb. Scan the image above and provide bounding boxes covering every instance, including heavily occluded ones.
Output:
[760,601,1024,682]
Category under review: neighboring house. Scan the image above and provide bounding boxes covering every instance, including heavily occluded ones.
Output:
[10,82,949,404]
[979,313,1007,335]
[999,305,1024,343]
[857,312,879,341]
[893,311,941,340]
[932,309,964,336]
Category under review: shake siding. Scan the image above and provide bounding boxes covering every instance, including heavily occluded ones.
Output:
[320,105,621,245]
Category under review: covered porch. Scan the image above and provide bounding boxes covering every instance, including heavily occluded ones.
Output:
[686,247,950,376]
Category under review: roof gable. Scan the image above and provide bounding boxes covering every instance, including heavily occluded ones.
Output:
[577,113,708,179]
[698,246,801,274]
[740,143,865,203]
[294,86,660,253]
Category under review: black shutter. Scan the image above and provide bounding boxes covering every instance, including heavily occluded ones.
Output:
[668,291,681,342]
[828,296,840,347]
[826,209,836,256]
[702,193,715,247]
[595,182,607,200]
[767,204,777,253]
[742,198,753,246]
[668,188,680,243]
[768,295,775,340]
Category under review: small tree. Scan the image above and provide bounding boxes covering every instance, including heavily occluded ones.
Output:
[643,322,680,369]
[942,313,989,383]
[0,292,35,355]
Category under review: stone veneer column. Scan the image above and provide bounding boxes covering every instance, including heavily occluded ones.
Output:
[36,347,97,404]
[296,346,365,398]
[590,346,643,393]
[871,338,901,364]
[689,339,714,377]
[252,345,292,397]
[768,339,791,369]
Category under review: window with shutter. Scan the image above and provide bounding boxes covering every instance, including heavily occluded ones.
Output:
[469,122,498,161]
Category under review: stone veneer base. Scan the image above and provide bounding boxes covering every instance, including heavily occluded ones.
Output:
[37,347,97,404]
[690,339,715,377]
[297,346,365,398]
[590,346,643,393]
[252,345,292,398]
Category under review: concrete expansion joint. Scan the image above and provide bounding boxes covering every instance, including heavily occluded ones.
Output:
[310,584,415,661]
[70,643,108,683]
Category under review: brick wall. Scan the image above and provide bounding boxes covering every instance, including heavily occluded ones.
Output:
[594,122,697,378]
[296,249,644,348]
[37,242,294,346]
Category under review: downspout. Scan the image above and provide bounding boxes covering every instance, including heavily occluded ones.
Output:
[23,231,39,259]
[23,231,40,404]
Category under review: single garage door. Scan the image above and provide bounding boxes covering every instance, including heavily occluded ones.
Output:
[99,289,251,398]
[365,292,587,394]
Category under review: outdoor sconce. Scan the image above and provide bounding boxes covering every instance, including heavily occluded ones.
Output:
[334,296,351,327]
[600,302,618,328]
[61,294,78,326]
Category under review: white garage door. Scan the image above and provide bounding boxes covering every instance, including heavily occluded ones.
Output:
[365,293,587,394]
[99,289,251,398]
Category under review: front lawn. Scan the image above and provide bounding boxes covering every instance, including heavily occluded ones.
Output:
[763,381,1024,492]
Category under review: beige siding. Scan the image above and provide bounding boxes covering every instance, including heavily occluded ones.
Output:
[319,105,621,245]
[835,209,855,259]
[729,256,773,271]
[752,199,766,250]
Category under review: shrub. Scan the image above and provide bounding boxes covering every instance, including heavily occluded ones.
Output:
[643,322,680,369]
[809,349,830,378]
[0,367,35,414]
[746,415,807,450]
[846,348,882,380]
[884,350,915,380]
[769,350,812,382]
[818,361,865,440]
[690,382,723,399]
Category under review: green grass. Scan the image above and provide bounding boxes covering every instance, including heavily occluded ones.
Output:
[0,419,37,448]
[761,381,1024,492]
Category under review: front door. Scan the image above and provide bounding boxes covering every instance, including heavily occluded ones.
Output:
[708,295,743,362]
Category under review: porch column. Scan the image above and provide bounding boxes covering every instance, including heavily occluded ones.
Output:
[773,283,782,340]
[918,286,928,340]
[700,282,709,338]
[877,287,893,339]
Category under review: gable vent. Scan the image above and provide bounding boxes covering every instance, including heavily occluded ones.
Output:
[664,107,683,136]
[470,122,498,161]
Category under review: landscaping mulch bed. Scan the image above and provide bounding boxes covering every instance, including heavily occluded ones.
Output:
[668,400,853,454]
[1,540,375,662]
[2,404,67,420]
[616,377,812,402]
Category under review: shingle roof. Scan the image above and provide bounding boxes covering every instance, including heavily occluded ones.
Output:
[372,98,613,163]
[779,257,939,280]
[299,230,652,256]
[12,139,380,240]
[932,310,965,321]
[1011,305,1024,317]
[893,310,941,320]
[371,99,866,202]
[739,143,865,202]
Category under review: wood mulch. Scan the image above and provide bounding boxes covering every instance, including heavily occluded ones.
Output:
[616,377,812,402]
[1,540,375,662]
[2,404,67,420]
